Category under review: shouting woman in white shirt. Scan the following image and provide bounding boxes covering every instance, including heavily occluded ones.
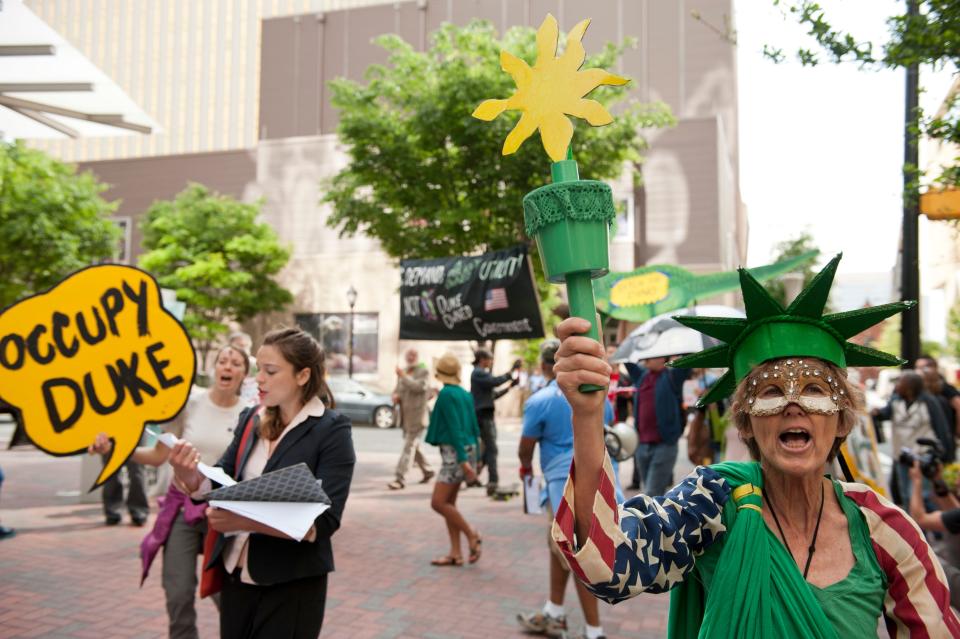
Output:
[90,344,250,639]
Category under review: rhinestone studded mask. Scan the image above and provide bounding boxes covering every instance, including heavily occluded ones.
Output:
[745,358,846,417]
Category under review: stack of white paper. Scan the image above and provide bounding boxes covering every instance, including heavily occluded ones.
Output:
[523,474,543,515]
[208,499,330,541]
[156,433,330,541]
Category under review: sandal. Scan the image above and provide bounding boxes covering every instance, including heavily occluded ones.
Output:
[419,470,436,484]
[430,555,463,567]
[387,479,404,490]
[468,533,483,564]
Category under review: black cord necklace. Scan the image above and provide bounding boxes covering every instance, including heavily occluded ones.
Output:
[763,481,825,580]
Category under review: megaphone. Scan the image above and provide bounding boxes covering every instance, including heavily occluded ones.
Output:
[604,421,638,462]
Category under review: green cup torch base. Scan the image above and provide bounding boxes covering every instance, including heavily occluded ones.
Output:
[523,173,615,395]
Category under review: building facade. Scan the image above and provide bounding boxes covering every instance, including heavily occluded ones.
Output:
[45,0,745,394]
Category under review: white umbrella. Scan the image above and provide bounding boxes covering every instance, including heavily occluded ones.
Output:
[611,305,745,363]
[0,0,157,140]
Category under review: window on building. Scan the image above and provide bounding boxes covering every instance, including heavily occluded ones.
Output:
[114,217,132,264]
[613,196,634,242]
[296,312,379,375]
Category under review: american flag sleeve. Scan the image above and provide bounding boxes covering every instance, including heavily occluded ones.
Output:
[551,452,730,604]
[841,482,960,638]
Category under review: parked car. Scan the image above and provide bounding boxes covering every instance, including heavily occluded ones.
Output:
[327,376,397,428]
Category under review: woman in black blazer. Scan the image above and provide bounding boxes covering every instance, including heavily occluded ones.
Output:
[171,327,356,639]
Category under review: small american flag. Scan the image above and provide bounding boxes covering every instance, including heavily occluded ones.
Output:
[484,287,509,311]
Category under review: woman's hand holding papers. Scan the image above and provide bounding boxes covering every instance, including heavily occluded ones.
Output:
[207,507,257,533]
[207,506,317,541]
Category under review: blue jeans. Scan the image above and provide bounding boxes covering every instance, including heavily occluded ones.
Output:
[633,442,678,497]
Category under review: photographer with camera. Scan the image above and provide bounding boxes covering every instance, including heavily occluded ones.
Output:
[906,448,960,610]
[872,371,954,506]
[907,454,960,533]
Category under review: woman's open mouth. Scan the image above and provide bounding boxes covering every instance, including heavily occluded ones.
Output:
[778,428,812,451]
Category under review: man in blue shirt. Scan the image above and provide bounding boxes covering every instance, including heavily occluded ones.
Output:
[516,341,615,639]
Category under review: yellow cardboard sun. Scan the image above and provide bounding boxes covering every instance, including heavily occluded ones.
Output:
[472,14,628,163]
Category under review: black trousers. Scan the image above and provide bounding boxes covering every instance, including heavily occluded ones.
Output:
[220,571,328,639]
[476,408,498,485]
[101,457,148,520]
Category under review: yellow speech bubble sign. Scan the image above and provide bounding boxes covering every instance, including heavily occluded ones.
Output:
[0,265,195,488]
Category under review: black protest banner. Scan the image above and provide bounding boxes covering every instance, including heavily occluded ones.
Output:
[399,246,544,341]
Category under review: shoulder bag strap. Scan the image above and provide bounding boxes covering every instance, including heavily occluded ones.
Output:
[234,406,259,473]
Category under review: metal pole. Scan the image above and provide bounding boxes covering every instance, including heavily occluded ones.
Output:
[348,304,355,378]
[900,0,921,367]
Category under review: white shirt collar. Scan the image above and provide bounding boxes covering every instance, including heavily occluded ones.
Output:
[258,395,326,442]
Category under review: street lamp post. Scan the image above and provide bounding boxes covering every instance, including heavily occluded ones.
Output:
[346,286,357,378]
[900,0,921,367]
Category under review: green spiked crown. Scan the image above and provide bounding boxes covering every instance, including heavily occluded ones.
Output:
[670,254,915,407]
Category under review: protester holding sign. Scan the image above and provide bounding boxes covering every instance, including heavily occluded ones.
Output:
[170,328,355,639]
[398,246,545,342]
[90,344,251,639]
[0,265,196,488]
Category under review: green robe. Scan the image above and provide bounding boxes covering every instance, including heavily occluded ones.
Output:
[667,461,885,638]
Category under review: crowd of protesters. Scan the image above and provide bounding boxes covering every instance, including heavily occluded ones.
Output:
[6,321,960,639]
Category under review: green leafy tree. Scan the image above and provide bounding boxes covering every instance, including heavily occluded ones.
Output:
[325,20,672,260]
[139,184,293,364]
[0,142,119,309]
[765,0,960,189]
[762,231,829,310]
[324,20,673,362]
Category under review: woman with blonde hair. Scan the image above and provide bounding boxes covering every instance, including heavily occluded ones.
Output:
[90,344,251,639]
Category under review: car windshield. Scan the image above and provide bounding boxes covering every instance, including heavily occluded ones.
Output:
[328,377,367,394]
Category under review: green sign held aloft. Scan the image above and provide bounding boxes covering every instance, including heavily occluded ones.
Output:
[594,251,820,323]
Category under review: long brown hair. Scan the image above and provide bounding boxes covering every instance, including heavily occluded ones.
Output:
[258,327,335,441]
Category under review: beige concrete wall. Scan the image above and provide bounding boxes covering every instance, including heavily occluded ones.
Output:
[25,0,393,162]
[67,0,746,397]
[258,0,744,274]
[250,134,512,395]
[79,149,259,264]
[919,79,960,352]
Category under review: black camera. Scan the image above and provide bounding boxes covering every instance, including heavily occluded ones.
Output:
[898,437,945,479]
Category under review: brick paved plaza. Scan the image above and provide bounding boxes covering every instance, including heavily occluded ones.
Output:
[0,421,676,639]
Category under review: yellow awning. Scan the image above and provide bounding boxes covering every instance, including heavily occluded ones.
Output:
[920,188,960,220]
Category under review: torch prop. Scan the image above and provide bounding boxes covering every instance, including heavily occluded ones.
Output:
[473,14,626,392]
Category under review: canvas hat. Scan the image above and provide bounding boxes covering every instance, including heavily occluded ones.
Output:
[671,253,913,407]
[435,353,462,385]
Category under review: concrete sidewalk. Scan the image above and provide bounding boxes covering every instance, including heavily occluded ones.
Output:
[0,424,674,638]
